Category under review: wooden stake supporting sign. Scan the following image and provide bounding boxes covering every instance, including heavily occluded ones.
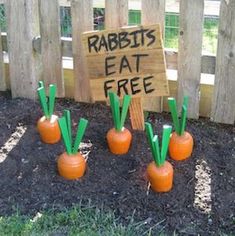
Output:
[82,24,169,130]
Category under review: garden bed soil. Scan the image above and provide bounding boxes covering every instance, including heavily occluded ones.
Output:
[0,91,234,235]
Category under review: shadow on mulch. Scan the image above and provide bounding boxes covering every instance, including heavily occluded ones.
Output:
[0,92,234,235]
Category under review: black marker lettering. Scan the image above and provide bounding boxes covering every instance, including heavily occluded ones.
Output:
[143,76,155,94]
[132,54,149,72]
[108,33,118,51]
[88,35,99,53]
[104,79,115,98]
[98,35,109,52]
[117,79,129,96]
[130,77,141,95]
[146,29,156,47]
[119,55,132,74]
[105,56,116,76]
[118,31,131,49]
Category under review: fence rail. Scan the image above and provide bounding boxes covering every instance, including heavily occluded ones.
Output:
[0,0,234,124]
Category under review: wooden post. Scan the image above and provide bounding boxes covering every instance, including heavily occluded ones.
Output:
[39,0,64,97]
[0,27,6,91]
[105,0,128,29]
[71,0,93,102]
[5,0,41,99]
[178,0,204,119]
[211,0,235,124]
[142,0,165,113]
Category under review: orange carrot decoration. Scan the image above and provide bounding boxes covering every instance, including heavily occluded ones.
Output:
[106,92,132,155]
[57,110,88,180]
[37,81,61,144]
[145,122,173,193]
[168,96,193,161]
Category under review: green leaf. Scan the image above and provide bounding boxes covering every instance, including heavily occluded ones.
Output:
[63,110,72,144]
[152,135,161,167]
[145,122,154,154]
[38,81,44,88]
[37,87,49,118]
[183,96,189,109]
[58,117,72,155]
[72,118,88,154]
[48,84,56,118]
[168,97,180,135]
[180,105,187,135]
[108,92,120,131]
[119,95,131,130]
[160,125,172,164]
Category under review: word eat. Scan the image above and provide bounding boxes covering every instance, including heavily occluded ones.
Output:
[105,53,148,76]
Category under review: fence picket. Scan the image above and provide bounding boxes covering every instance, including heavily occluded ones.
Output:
[0,27,6,91]
[105,0,128,29]
[71,0,93,102]
[211,0,235,124]
[142,0,165,113]
[39,0,64,97]
[178,0,204,119]
[5,0,40,99]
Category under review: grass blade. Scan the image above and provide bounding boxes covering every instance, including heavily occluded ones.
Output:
[48,84,56,118]
[72,118,88,154]
[180,105,187,135]
[152,135,161,167]
[63,110,72,144]
[168,97,180,135]
[160,125,172,164]
[119,95,131,130]
[37,87,49,118]
[58,117,72,155]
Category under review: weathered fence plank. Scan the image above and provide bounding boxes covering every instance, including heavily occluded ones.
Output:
[71,0,93,102]
[39,0,64,97]
[142,0,166,113]
[5,0,41,99]
[105,0,128,29]
[0,27,6,91]
[178,0,204,119]
[211,0,235,124]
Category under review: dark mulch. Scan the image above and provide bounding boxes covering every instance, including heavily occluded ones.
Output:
[0,91,234,235]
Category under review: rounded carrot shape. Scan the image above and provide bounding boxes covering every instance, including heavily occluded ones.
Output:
[147,160,173,192]
[37,115,61,144]
[107,92,132,155]
[107,127,132,155]
[168,96,194,161]
[169,131,193,161]
[57,152,86,180]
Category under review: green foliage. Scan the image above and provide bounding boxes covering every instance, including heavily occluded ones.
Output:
[37,81,56,119]
[58,110,88,155]
[168,96,188,136]
[145,122,172,167]
[108,92,131,132]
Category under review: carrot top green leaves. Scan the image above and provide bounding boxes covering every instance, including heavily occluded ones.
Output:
[58,110,88,155]
[168,96,188,136]
[145,122,172,167]
[37,81,56,119]
[108,92,131,131]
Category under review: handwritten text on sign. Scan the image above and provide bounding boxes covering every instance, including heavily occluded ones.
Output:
[82,24,169,101]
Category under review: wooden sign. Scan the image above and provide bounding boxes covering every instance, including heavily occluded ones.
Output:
[82,24,169,129]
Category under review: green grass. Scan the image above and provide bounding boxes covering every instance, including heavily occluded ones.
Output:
[0,205,157,236]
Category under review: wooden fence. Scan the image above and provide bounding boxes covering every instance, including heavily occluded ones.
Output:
[0,0,234,125]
